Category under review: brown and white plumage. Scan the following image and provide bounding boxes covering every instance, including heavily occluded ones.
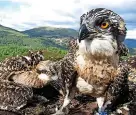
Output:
[10,60,57,88]
[0,80,33,113]
[94,55,136,114]
[2,8,131,115]
[126,55,136,82]
[0,51,51,113]
[0,50,54,88]
[0,50,44,80]
[47,8,129,115]
[0,52,61,89]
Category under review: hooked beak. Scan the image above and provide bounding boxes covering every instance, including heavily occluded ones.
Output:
[78,24,96,42]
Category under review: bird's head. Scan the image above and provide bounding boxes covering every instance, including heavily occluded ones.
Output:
[78,8,127,58]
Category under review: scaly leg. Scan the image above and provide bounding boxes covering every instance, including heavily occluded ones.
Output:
[55,89,70,115]
[52,86,76,115]
[97,97,111,115]
[97,97,105,113]
[52,71,78,115]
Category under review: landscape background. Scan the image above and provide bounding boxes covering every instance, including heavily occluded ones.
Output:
[0,24,135,61]
[0,0,135,61]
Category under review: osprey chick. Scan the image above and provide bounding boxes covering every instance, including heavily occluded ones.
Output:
[0,80,33,112]
[53,8,127,115]
[75,8,127,113]
[0,50,44,80]
[10,60,58,88]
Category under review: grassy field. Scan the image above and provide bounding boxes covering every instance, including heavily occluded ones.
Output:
[0,45,67,61]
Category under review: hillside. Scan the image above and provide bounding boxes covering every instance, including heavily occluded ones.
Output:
[0,25,68,60]
[0,25,68,49]
[22,26,78,38]
[125,39,136,48]
[0,25,42,47]
[0,24,28,37]
[129,48,136,55]
[23,26,136,48]
[0,24,135,50]
[0,24,135,61]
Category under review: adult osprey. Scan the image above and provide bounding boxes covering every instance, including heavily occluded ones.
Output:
[52,8,128,115]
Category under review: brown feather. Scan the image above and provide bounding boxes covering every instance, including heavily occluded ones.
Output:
[75,53,118,97]
[9,60,53,88]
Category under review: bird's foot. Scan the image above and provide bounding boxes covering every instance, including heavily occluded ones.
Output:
[97,101,111,115]
[97,106,110,115]
[52,106,69,115]
[99,111,108,115]
[103,101,111,110]
[52,110,65,115]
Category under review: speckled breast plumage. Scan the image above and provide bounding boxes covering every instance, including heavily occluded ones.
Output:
[75,57,118,97]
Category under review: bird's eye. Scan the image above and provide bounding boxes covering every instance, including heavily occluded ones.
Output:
[100,21,109,29]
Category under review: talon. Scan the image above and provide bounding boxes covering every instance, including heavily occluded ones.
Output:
[98,109,108,115]
[55,105,59,112]
[52,110,65,115]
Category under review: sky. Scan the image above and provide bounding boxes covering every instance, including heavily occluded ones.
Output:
[0,0,136,39]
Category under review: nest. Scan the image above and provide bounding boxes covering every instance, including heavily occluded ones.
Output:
[0,83,97,115]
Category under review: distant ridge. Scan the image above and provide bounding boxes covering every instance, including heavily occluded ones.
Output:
[0,24,135,51]
[125,39,136,48]
[0,24,28,37]
[22,26,78,38]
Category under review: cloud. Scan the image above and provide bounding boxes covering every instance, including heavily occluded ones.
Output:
[126,29,136,39]
[0,0,135,39]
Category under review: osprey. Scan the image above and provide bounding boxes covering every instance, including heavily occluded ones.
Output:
[0,50,44,80]
[10,60,58,88]
[51,8,128,115]
[0,80,33,112]
[0,51,50,113]
[0,50,57,88]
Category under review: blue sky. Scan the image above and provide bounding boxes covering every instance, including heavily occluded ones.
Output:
[0,0,136,39]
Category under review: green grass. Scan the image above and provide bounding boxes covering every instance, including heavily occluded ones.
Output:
[43,47,67,61]
[0,45,67,61]
[0,46,29,61]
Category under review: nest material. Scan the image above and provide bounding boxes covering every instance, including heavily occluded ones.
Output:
[0,49,136,115]
[0,89,97,115]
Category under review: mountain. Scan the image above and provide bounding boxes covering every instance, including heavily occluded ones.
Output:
[23,26,136,48]
[129,48,136,55]
[0,25,69,61]
[0,24,135,54]
[0,24,28,37]
[22,26,78,38]
[124,39,136,48]
[0,25,68,49]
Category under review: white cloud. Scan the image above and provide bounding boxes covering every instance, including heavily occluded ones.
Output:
[126,29,136,39]
[0,0,135,33]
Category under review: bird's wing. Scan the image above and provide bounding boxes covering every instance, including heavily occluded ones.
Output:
[126,56,136,114]
[126,56,136,82]
[0,50,44,81]
[106,63,129,107]
[0,80,33,112]
[48,39,78,95]
[105,56,136,114]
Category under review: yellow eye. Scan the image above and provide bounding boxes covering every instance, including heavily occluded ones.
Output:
[100,22,109,29]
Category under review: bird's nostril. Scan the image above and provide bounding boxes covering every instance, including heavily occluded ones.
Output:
[89,31,97,34]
